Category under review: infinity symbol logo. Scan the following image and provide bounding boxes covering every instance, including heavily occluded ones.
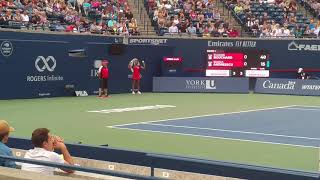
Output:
[35,56,56,72]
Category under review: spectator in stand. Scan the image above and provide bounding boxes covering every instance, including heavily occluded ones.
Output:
[125,10,133,21]
[309,18,315,31]
[21,11,29,24]
[228,27,239,37]
[107,16,116,29]
[201,25,210,37]
[14,0,24,9]
[213,9,220,20]
[21,128,74,175]
[283,25,292,36]
[288,1,297,16]
[217,24,225,35]
[82,0,91,16]
[119,22,129,35]
[251,19,260,36]
[173,15,179,26]
[294,26,304,38]
[13,10,22,22]
[90,21,102,34]
[234,3,243,14]
[7,0,15,8]
[314,21,320,37]
[129,18,139,35]
[189,10,197,21]
[187,23,197,35]
[247,17,255,29]
[168,22,179,34]
[0,120,16,169]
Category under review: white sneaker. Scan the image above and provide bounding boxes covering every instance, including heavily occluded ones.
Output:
[132,91,135,94]
[137,91,141,94]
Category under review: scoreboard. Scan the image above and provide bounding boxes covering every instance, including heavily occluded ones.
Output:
[206,49,270,77]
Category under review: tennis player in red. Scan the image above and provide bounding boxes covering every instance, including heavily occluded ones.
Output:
[130,58,145,94]
[98,60,109,98]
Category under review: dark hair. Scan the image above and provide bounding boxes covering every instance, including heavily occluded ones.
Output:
[0,132,9,141]
[31,128,50,148]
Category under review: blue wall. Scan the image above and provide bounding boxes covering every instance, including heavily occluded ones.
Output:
[0,31,320,99]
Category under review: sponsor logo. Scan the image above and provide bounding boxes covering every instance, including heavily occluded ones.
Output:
[90,60,101,77]
[301,84,320,91]
[1,41,13,57]
[205,80,216,89]
[288,41,320,51]
[129,38,168,45]
[208,40,256,48]
[185,80,216,90]
[75,91,88,96]
[26,56,63,82]
[35,56,56,72]
[262,80,296,90]
[114,37,124,43]
[39,93,51,96]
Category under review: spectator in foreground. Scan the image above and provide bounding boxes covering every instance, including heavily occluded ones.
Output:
[21,128,74,175]
[0,120,16,168]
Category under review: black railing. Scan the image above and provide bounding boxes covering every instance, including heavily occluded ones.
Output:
[6,137,320,180]
[0,155,166,180]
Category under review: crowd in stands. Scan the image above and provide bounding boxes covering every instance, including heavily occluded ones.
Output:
[146,0,240,37]
[0,0,140,35]
[224,0,320,38]
[302,0,320,19]
[1,0,320,37]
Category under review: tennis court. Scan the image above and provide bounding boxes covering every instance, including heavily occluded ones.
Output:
[112,105,320,147]
[1,93,320,172]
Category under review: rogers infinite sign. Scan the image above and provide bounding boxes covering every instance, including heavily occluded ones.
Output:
[207,53,244,68]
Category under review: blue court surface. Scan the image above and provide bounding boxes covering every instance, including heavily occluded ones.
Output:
[112,105,320,148]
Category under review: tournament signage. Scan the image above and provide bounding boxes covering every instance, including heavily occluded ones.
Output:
[153,77,249,93]
[254,78,320,96]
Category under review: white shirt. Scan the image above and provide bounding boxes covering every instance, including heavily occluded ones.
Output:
[168,25,178,33]
[21,148,65,175]
[20,14,29,22]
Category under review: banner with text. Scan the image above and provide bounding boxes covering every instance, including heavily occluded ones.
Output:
[153,77,249,93]
[254,78,320,96]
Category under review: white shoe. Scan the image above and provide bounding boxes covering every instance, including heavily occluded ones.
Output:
[137,91,141,94]
[132,91,135,94]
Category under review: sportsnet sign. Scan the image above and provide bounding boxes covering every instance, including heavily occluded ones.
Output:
[129,38,168,45]
[288,41,320,51]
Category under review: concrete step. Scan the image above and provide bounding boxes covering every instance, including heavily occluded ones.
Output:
[126,0,157,34]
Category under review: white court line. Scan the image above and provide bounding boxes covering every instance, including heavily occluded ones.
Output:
[109,126,319,149]
[285,107,320,111]
[88,105,176,113]
[292,105,320,108]
[147,123,320,141]
[111,105,297,127]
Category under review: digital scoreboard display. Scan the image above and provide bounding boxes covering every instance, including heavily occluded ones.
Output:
[206,49,270,77]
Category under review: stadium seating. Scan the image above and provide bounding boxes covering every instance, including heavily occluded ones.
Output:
[222,0,319,38]
[0,0,140,35]
[298,0,320,36]
[144,0,240,37]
